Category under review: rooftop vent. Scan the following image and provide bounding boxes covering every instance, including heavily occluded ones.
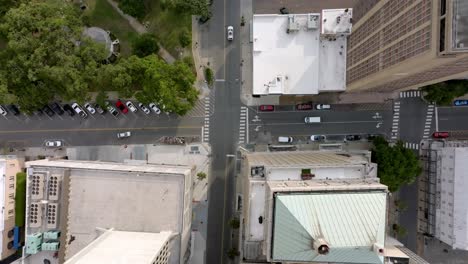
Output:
[251,166,265,177]
[307,14,319,29]
[313,238,329,255]
[288,15,300,31]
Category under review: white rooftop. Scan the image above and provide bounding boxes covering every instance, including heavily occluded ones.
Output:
[65,230,172,264]
[452,148,468,250]
[253,14,347,95]
[321,8,353,35]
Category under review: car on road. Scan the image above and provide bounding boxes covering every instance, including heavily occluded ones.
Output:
[94,103,105,115]
[0,105,7,116]
[345,135,362,141]
[71,103,87,118]
[149,103,161,114]
[126,101,138,113]
[259,105,274,111]
[315,104,331,110]
[138,103,150,115]
[304,116,321,123]
[84,103,96,115]
[432,131,449,138]
[45,140,62,147]
[310,135,326,141]
[454,100,468,106]
[105,101,119,117]
[227,26,234,41]
[50,103,64,115]
[7,105,20,115]
[115,100,128,114]
[117,131,131,139]
[296,102,313,110]
[63,104,75,116]
[42,105,55,117]
[278,136,293,143]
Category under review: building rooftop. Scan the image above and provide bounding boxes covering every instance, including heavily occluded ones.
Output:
[451,147,468,249]
[65,230,172,264]
[321,8,353,35]
[253,14,347,95]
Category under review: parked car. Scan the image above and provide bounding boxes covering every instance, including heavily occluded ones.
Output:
[0,105,7,116]
[45,140,62,147]
[105,101,119,117]
[454,100,468,106]
[94,103,105,115]
[71,103,87,118]
[199,15,211,24]
[310,135,326,141]
[296,102,313,110]
[304,116,321,123]
[126,101,138,112]
[149,103,161,114]
[34,109,44,116]
[63,104,75,116]
[7,105,20,115]
[432,131,449,138]
[50,103,64,115]
[117,131,131,139]
[315,104,331,110]
[259,105,274,111]
[138,103,150,115]
[280,7,289,14]
[42,105,55,117]
[115,100,128,114]
[345,135,362,141]
[84,103,96,115]
[278,136,293,143]
[227,26,234,40]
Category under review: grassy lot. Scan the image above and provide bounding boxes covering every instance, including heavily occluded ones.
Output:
[84,0,138,57]
[145,2,192,58]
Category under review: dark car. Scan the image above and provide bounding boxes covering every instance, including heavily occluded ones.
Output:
[296,102,313,110]
[259,105,274,111]
[280,7,289,14]
[7,105,20,115]
[94,103,106,115]
[199,14,211,24]
[346,135,362,141]
[42,105,55,117]
[50,102,64,115]
[115,99,128,114]
[432,131,449,138]
[34,109,44,116]
[366,134,381,141]
[454,100,468,106]
[63,104,75,116]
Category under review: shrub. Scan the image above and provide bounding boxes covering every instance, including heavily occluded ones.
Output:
[179,29,191,48]
[204,67,213,86]
[423,80,468,106]
[229,218,240,229]
[197,172,206,180]
[118,0,147,20]
[132,33,159,57]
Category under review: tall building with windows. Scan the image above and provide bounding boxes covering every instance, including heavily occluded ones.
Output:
[347,0,468,92]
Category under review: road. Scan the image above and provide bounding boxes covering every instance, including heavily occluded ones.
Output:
[204,0,241,263]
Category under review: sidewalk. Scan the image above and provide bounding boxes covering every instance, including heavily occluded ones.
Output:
[191,16,211,98]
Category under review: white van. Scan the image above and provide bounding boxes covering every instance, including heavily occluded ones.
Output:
[278,136,293,143]
[304,117,321,123]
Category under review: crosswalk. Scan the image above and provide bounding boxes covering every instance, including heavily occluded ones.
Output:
[391,101,401,140]
[202,96,211,142]
[239,106,248,144]
[423,104,435,139]
[400,90,421,98]
[404,142,420,150]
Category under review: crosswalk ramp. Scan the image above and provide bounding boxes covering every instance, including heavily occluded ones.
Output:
[404,142,420,150]
[391,101,400,140]
[423,104,435,139]
[239,106,248,144]
[400,90,421,98]
[202,96,211,142]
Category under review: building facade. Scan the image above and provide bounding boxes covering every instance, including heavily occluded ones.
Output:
[347,0,468,92]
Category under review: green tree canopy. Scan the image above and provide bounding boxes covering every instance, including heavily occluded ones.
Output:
[173,0,211,18]
[132,33,160,58]
[422,80,468,106]
[372,137,422,192]
[118,0,148,20]
[0,0,107,111]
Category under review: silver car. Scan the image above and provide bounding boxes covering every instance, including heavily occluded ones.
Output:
[0,105,7,116]
[71,103,88,118]
[117,131,131,139]
[45,140,62,147]
[227,26,233,40]
[138,103,150,115]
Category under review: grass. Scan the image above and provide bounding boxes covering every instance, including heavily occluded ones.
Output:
[84,0,138,57]
[145,2,192,58]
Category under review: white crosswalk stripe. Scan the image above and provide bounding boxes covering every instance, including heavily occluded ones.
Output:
[239,106,248,144]
[202,96,212,142]
[404,142,420,150]
[422,104,435,139]
[391,101,401,140]
[399,90,422,98]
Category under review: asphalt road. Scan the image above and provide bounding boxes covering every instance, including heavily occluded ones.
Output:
[205,0,242,263]
[437,106,468,132]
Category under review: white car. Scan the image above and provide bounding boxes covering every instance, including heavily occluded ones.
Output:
[149,103,161,114]
[45,140,62,147]
[117,131,131,139]
[0,105,7,116]
[315,104,331,110]
[310,135,326,141]
[71,103,88,118]
[84,103,96,114]
[126,101,138,112]
[138,103,150,115]
[227,26,234,40]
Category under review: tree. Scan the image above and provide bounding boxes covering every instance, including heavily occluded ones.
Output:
[229,218,240,229]
[95,90,108,108]
[372,137,422,192]
[118,0,147,20]
[392,224,407,238]
[197,172,206,180]
[423,80,468,106]
[132,33,159,58]
[227,248,240,260]
[173,0,211,18]
[0,0,107,112]
[179,29,191,48]
[205,67,213,86]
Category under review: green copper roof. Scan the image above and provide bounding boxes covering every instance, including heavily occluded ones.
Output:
[272,191,387,263]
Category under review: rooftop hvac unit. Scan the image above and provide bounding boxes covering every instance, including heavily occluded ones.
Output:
[25,233,43,255]
[307,14,319,29]
[43,231,61,240]
[288,15,300,31]
[41,242,60,251]
[29,202,42,228]
[250,166,265,177]
[46,203,58,229]
[48,174,61,201]
[31,173,45,200]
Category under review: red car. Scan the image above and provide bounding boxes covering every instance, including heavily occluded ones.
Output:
[259,105,274,111]
[115,100,128,114]
[296,102,313,110]
[432,131,449,138]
